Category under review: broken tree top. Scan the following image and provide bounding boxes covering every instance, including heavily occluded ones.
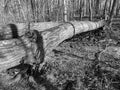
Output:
[0,20,106,72]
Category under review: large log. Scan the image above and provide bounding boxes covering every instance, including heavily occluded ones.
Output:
[42,20,106,54]
[15,22,60,35]
[16,20,106,54]
[0,20,106,72]
[0,39,26,72]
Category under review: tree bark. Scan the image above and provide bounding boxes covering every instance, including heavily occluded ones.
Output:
[0,20,106,72]
[15,20,106,54]
[79,0,83,21]
[95,0,100,15]
[103,0,109,18]
[15,22,60,35]
[89,0,93,21]
[0,39,26,72]
[64,0,68,22]
[109,0,117,20]
[43,20,106,54]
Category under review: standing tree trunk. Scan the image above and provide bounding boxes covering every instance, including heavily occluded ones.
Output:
[83,0,87,17]
[64,0,68,22]
[109,0,117,23]
[95,0,100,16]
[103,0,109,19]
[79,0,83,21]
[89,0,93,21]
[116,5,120,16]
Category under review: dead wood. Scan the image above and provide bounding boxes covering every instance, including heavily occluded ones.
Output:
[0,20,106,72]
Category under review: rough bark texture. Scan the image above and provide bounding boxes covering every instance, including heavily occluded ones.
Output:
[0,39,26,72]
[0,20,106,72]
[15,22,60,35]
[42,20,106,54]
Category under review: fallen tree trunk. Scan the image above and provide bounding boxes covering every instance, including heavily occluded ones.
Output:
[0,39,26,72]
[42,20,106,54]
[0,20,106,72]
[15,22,60,35]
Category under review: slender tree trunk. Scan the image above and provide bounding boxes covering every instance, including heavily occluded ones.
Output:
[116,5,120,16]
[56,0,60,21]
[79,0,83,21]
[64,0,68,22]
[95,0,100,15]
[109,0,117,22]
[79,0,82,20]
[89,0,93,21]
[103,0,109,18]
[109,0,112,13]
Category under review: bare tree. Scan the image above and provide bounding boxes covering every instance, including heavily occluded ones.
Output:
[89,0,93,21]
[95,0,100,15]
[109,0,118,22]
[79,0,84,20]
[64,0,68,22]
[103,0,109,19]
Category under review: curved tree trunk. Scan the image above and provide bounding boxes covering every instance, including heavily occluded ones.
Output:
[0,20,106,72]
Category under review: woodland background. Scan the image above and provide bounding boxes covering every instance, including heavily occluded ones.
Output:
[0,0,120,24]
[0,0,120,90]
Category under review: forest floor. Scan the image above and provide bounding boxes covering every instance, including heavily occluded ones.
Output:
[0,20,120,90]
